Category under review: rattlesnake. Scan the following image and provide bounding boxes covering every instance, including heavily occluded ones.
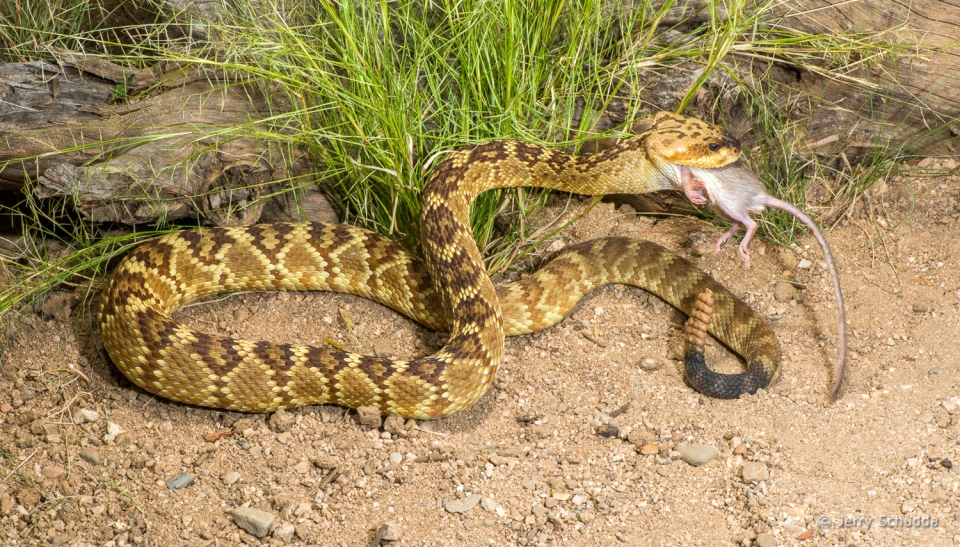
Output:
[98,112,780,418]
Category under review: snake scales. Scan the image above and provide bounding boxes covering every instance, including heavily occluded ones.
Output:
[99,112,780,418]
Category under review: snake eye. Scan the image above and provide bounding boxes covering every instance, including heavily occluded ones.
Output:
[708,143,721,152]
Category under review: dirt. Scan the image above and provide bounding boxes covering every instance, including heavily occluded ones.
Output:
[1,165,959,547]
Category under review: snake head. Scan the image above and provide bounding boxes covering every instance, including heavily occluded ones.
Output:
[644,112,741,168]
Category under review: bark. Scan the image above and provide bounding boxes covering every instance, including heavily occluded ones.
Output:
[761,0,960,159]
[0,53,336,225]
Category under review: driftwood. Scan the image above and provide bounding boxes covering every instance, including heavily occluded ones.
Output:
[0,54,336,225]
[0,0,957,227]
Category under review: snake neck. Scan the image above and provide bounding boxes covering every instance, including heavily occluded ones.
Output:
[416,138,680,388]
[428,138,679,201]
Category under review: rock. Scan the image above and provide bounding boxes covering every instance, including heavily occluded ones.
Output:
[76,409,100,424]
[383,415,405,435]
[797,259,812,269]
[528,423,553,439]
[639,357,661,372]
[20,388,35,401]
[272,522,296,541]
[165,472,196,490]
[444,494,482,514]
[774,282,797,303]
[356,406,382,428]
[40,292,74,321]
[481,497,497,512]
[779,251,799,269]
[104,422,125,443]
[223,471,241,486]
[596,424,619,438]
[901,499,917,514]
[294,460,310,474]
[755,532,777,547]
[742,462,769,483]
[626,429,648,444]
[677,444,719,466]
[79,448,100,466]
[269,409,294,432]
[636,443,660,455]
[531,504,548,518]
[231,507,275,538]
[388,452,402,465]
[380,521,402,541]
[930,367,945,375]
[0,493,14,516]
[41,465,66,480]
[158,420,174,433]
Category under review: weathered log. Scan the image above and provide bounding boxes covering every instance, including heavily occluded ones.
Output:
[0,54,336,225]
[761,0,960,159]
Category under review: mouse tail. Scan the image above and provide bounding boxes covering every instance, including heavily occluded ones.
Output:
[761,196,848,400]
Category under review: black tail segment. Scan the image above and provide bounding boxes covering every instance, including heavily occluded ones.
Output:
[680,284,777,399]
[683,350,776,399]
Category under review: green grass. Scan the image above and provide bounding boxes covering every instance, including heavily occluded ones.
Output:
[0,0,930,321]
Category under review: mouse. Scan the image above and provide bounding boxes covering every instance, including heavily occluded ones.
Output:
[677,161,848,400]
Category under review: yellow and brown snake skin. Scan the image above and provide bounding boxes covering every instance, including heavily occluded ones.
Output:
[98,112,781,418]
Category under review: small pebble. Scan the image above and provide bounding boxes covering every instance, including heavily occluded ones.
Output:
[636,443,660,455]
[158,420,174,433]
[388,452,403,465]
[383,415,405,435]
[223,471,241,486]
[755,532,777,547]
[356,406,382,428]
[480,497,496,512]
[639,358,661,372]
[79,448,100,466]
[779,252,799,269]
[444,494,482,514]
[380,522,402,541]
[272,522,295,541]
[930,367,945,375]
[596,424,619,438]
[231,507,275,538]
[166,472,196,490]
[677,444,719,466]
[901,500,917,514]
[774,282,797,303]
[797,259,812,269]
[75,409,99,424]
[41,465,66,480]
[742,462,769,483]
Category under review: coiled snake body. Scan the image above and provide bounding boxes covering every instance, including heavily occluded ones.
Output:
[99,112,780,418]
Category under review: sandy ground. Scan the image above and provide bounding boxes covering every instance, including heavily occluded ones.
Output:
[1,166,959,547]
